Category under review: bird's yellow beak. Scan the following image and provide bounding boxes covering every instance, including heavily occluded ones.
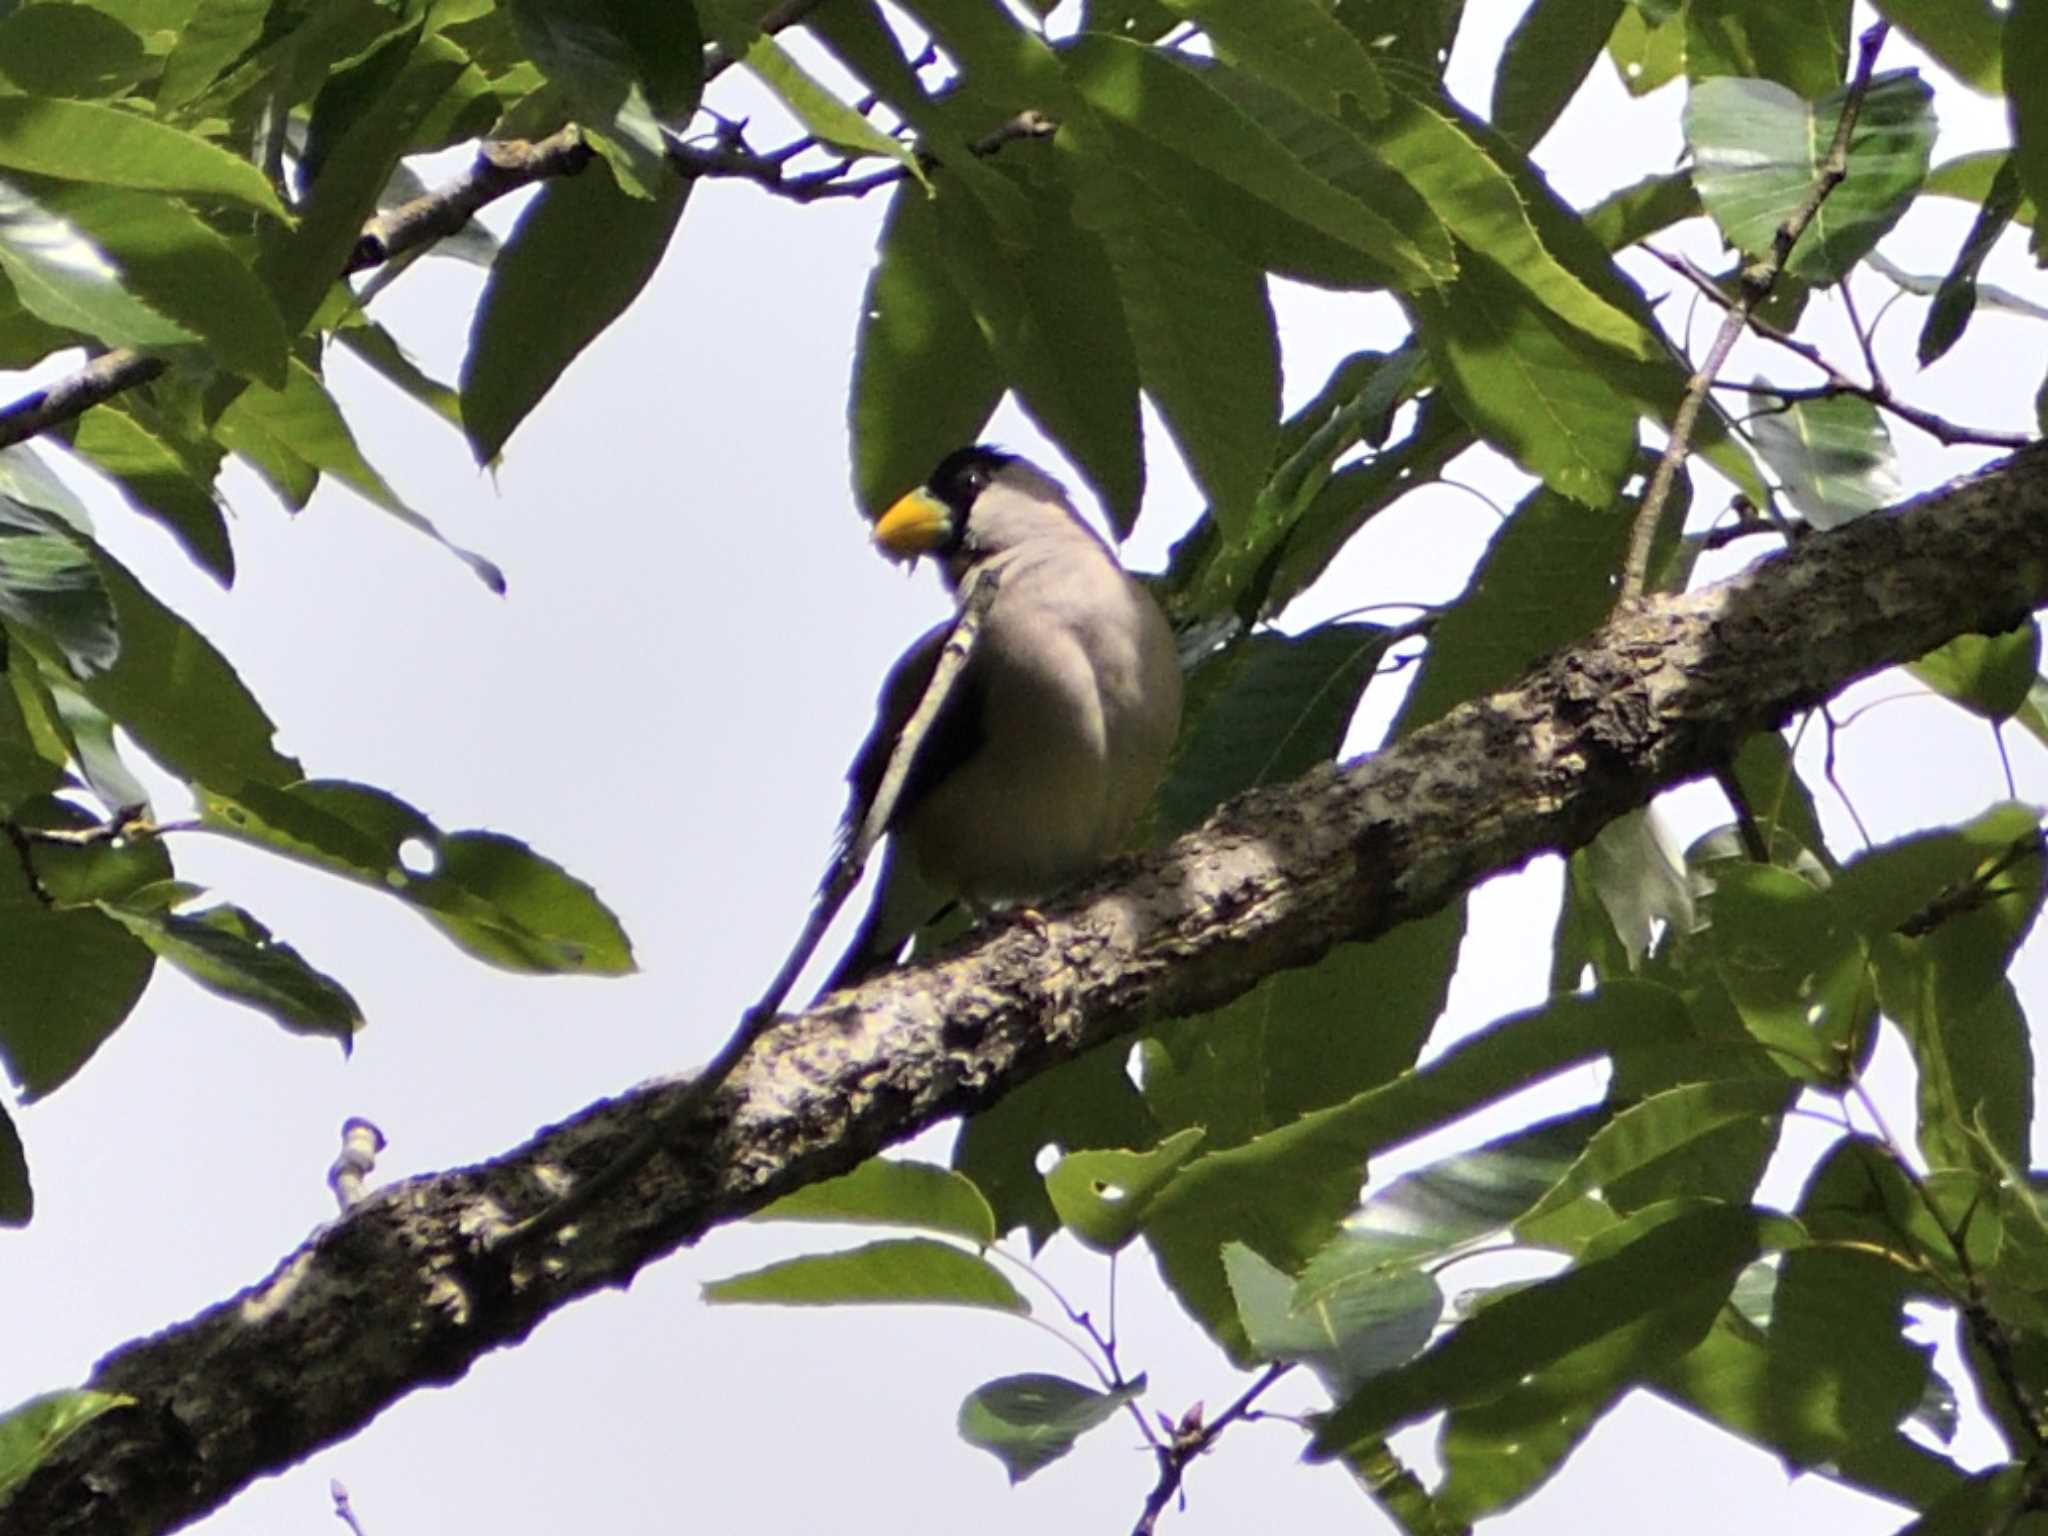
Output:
[872,488,954,563]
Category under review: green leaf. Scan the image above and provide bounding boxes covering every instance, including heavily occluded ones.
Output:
[220,355,504,590]
[1684,70,1937,285]
[1395,481,1634,734]
[66,402,232,584]
[754,1157,997,1246]
[1492,0,1627,150]
[1378,78,1663,363]
[1916,152,2023,365]
[1520,1080,1794,1233]
[1153,622,1389,840]
[15,177,288,387]
[1143,983,1693,1357]
[1582,171,1702,251]
[9,794,170,906]
[1157,0,1388,119]
[1706,862,1864,1078]
[0,97,284,218]
[0,907,153,1098]
[957,1374,1143,1484]
[722,26,913,171]
[98,894,361,1044]
[1061,39,1453,293]
[2010,1,2048,262]
[1062,151,1269,533]
[1141,903,1465,1155]
[1311,1202,1763,1453]
[1225,1241,1441,1394]
[0,481,117,677]
[703,1237,1027,1311]
[199,779,635,974]
[1608,3,1685,97]
[849,184,1004,521]
[0,3,150,98]
[334,315,464,433]
[462,160,688,465]
[65,549,296,788]
[1342,1112,1610,1268]
[0,175,197,354]
[1895,1469,2031,1536]
[1045,1128,1205,1252]
[1435,1208,1761,1518]
[1656,1314,1967,1506]
[1875,0,2004,93]
[509,0,700,194]
[0,1101,25,1224]
[930,162,1147,537]
[952,1033,1156,1247]
[1911,622,2041,722]
[1686,0,1849,99]
[1747,385,1899,528]
[0,1390,133,1501]
[256,30,467,335]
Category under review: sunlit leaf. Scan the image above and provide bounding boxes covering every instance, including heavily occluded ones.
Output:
[0,1390,133,1499]
[1746,385,1900,528]
[755,1157,997,1246]
[1045,1128,1205,1252]
[703,1237,1027,1310]
[1685,70,1936,285]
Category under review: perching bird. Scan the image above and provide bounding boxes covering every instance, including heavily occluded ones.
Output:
[816,446,1183,997]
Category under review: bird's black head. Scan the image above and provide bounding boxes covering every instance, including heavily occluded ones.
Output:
[925,445,1016,527]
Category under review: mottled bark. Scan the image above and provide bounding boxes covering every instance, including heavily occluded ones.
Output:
[9,446,2048,1536]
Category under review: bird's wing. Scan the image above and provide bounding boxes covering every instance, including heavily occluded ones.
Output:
[835,617,985,862]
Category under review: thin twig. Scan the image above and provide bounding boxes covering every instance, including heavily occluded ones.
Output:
[665,110,1055,203]
[1131,1364,1293,1535]
[1838,278,1887,394]
[1619,21,1893,601]
[493,568,1003,1253]
[1645,245,2030,451]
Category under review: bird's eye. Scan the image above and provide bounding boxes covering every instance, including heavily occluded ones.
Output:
[964,466,988,491]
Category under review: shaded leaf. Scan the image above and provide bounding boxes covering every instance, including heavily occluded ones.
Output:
[1226,1241,1441,1395]
[1312,1202,1763,1452]
[1916,155,2023,365]
[850,184,1003,521]
[1747,385,1899,528]
[0,1102,24,1225]
[0,175,195,354]
[1492,0,1626,150]
[98,893,361,1043]
[66,404,232,584]
[957,1374,1142,1483]
[0,468,117,676]
[0,4,149,98]
[1153,621,1389,840]
[1396,481,1634,734]
[0,906,153,1099]
[1142,983,1692,1357]
[201,779,635,975]
[1911,623,2041,722]
[1686,0,1849,99]
[703,1237,1027,1311]
[932,162,1145,536]
[1158,0,1388,119]
[1059,148,1260,533]
[463,160,688,465]
[1875,0,2003,94]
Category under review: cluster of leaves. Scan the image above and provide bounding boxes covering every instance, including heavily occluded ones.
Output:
[0,0,649,1223]
[3,0,2048,1527]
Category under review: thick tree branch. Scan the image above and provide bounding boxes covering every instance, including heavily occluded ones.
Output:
[8,448,2048,1536]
